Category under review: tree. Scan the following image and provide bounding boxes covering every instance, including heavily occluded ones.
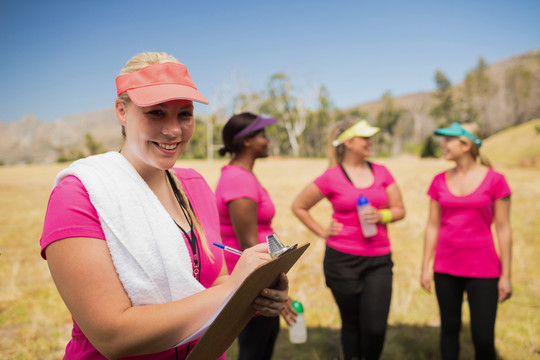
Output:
[461,73,480,123]
[85,133,105,155]
[375,91,405,156]
[181,117,207,159]
[420,135,440,158]
[461,57,497,124]
[261,73,305,156]
[301,86,334,157]
[334,108,369,122]
[430,70,458,125]
[376,91,402,136]
[505,64,533,125]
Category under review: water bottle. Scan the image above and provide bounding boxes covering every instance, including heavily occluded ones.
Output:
[289,300,307,344]
[357,196,378,237]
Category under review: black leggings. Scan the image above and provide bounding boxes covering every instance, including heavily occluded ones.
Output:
[434,273,499,360]
[325,250,393,360]
[237,315,280,360]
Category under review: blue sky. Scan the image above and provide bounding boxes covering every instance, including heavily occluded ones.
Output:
[1,0,539,123]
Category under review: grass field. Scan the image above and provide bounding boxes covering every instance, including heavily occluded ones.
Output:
[1,155,539,359]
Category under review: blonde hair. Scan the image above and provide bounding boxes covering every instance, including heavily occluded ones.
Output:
[459,122,492,168]
[327,118,357,168]
[167,170,214,263]
[116,52,213,262]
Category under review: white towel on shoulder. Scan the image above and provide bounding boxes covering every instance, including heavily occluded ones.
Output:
[55,151,204,306]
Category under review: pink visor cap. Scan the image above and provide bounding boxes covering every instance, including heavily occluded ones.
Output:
[115,62,209,106]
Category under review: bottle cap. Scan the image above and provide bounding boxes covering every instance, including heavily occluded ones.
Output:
[291,300,304,313]
[356,195,369,206]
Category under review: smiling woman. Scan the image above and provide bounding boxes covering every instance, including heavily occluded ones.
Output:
[39,52,289,360]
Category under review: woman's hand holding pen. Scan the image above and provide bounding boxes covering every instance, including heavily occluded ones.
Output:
[227,243,289,316]
[228,243,271,288]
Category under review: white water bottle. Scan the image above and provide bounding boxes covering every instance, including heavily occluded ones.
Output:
[289,300,307,344]
[357,196,378,237]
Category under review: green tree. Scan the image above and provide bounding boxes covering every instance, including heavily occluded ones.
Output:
[182,117,207,159]
[461,57,497,123]
[85,133,106,155]
[461,73,480,123]
[261,73,304,156]
[420,135,440,158]
[334,108,369,122]
[301,86,334,157]
[505,64,533,125]
[376,91,402,136]
[430,70,458,125]
[55,145,85,163]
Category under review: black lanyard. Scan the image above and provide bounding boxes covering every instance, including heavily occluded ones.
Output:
[166,171,201,282]
[339,161,373,185]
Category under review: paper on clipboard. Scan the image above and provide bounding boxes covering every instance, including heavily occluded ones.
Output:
[185,242,310,360]
[174,285,238,346]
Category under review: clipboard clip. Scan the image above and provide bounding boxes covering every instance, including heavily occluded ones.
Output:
[266,233,297,258]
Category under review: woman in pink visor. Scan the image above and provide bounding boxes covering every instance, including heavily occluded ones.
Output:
[215,112,296,360]
[292,119,405,360]
[40,52,289,360]
[421,122,513,360]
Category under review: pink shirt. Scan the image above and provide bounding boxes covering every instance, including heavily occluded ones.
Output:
[314,163,395,256]
[427,168,511,278]
[215,165,275,273]
[40,168,225,360]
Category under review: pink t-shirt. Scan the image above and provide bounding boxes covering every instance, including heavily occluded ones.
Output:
[214,165,275,273]
[40,168,225,360]
[427,168,511,278]
[314,163,395,256]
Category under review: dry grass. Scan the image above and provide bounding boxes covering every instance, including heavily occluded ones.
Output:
[482,119,540,167]
[1,157,539,359]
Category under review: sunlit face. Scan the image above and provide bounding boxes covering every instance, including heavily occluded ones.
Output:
[345,136,373,158]
[245,130,270,158]
[115,99,195,174]
[440,135,470,160]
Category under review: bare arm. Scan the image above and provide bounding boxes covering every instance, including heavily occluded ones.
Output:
[228,198,259,250]
[46,239,283,359]
[211,254,230,287]
[291,183,342,239]
[385,182,406,222]
[494,196,512,303]
[420,199,441,293]
[227,197,291,321]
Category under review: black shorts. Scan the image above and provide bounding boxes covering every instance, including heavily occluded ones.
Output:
[323,245,393,294]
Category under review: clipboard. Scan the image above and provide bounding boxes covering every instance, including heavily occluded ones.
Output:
[186,242,310,360]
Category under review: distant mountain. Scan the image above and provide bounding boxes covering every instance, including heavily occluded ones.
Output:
[0,109,122,164]
[1,49,539,164]
[350,48,540,151]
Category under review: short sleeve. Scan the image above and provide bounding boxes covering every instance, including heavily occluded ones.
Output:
[313,169,333,196]
[492,171,511,200]
[376,164,395,188]
[40,176,105,259]
[220,171,260,203]
[427,173,444,201]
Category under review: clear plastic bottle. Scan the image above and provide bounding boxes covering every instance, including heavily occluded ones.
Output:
[289,300,307,344]
[357,195,378,237]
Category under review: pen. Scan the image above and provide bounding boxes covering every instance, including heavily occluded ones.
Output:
[213,242,243,256]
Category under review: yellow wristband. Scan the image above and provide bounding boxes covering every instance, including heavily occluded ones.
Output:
[379,209,393,224]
